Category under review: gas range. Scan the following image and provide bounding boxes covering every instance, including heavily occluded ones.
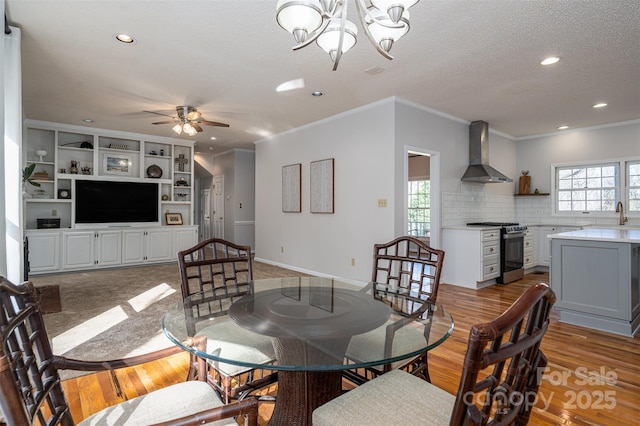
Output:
[466,222,527,234]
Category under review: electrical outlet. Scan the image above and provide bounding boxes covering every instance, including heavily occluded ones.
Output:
[281,246,284,253]
[351,258,356,266]
[51,209,57,216]
[377,198,387,208]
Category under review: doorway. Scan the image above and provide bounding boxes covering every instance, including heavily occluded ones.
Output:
[212,176,225,239]
[405,147,440,248]
[200,188,211,240]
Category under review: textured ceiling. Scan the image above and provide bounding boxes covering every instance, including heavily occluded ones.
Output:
[5,1,640,153]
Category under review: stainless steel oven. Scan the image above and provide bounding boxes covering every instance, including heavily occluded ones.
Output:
[498,225,527,284]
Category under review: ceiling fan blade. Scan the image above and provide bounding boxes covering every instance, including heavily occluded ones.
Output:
[143,110,176,118]
[152,120,178,125]
[198,119,230,128]
[192,123,204,133]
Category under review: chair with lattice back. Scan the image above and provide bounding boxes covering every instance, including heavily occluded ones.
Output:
[177,238,278,403]
[314,282,556,426]
[343,236,445,385]
[0,276,258,426]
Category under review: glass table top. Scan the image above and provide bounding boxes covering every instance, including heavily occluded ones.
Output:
[162,277,454,371]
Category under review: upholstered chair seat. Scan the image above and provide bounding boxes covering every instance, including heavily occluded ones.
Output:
[314,369,454,426]
[79,381,237,426]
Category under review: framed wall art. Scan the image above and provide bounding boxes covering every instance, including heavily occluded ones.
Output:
[165,212,183,225]
[282,163,302,213]
[310,158,334,213]
[102,153,133,176]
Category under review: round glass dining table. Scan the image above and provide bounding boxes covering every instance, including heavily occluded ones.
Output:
[162,277,454,426]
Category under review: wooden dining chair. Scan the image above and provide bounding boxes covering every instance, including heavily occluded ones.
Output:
[0,276,258,426]
[177,238,278,403]
[314,282,556,426]
[343,236,445,385]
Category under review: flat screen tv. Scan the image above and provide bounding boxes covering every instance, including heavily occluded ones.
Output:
[75,180,159,225]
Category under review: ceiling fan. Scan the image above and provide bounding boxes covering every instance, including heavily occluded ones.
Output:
[145,106,229,136]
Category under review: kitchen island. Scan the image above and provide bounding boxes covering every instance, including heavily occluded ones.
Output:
[549,228,640,336]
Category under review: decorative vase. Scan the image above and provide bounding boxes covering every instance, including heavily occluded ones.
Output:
[22,183,32,199]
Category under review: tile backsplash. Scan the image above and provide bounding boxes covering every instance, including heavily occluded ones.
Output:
[441,189,639,228]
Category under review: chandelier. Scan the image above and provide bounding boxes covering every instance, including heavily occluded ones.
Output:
[276,0,419,70]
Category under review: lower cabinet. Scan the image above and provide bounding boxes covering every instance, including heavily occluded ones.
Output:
[442,227,501,289]
[26,226,198,274]
[121,228,174,264]
[524,227,538,270]
[62,230,122,270]
[25,231,61,274]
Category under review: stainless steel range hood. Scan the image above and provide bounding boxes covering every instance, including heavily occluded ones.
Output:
[461,120,513,183]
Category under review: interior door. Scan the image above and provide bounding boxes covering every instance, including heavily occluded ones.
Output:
[200,188,211,241]
[213,176,224,239]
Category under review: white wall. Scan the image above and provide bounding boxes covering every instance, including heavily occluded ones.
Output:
[516,120,640,226]
[255,99,396,282]
[255,98,520,281]
[3,23,23,282]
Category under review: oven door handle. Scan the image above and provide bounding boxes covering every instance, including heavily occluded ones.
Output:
[503,232,526,239]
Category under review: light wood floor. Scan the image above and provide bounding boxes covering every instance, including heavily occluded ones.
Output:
[61,272,639,425]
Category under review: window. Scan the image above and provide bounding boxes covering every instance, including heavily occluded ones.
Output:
[628,161,640,211]
[553,158,639,215]
[408,180,430,236]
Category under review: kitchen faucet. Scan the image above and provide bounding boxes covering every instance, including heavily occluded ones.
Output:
[615,201,628,225]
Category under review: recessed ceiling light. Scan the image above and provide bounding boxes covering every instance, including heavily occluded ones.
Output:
[209,147,214,150]
[592,102,608,109]
[312,91,323,97]
[540,56,561,66]
[557,125,569,130]
[114,33,135,44]
[210,136,217,140]
[83,118,94,123]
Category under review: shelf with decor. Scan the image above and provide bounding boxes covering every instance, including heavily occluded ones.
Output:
[515,193,549,196]
[23,120,195,234]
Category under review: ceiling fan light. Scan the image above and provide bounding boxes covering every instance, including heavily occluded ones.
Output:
[172,124,183,134]
[317,19,358,56]
[183,122,195,133]
[185,109,201,120]
[276,0,323,40]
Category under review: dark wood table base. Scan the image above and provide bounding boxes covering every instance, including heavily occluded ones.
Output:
[269,337,349,426]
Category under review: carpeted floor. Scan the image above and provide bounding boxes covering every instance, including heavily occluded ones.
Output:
[31,260,305,379]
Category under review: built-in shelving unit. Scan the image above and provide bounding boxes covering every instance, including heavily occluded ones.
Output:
[23,120,198,274]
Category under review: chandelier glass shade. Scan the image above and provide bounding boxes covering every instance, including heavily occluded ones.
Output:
[276,0,420,70]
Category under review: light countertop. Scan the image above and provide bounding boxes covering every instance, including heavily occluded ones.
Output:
[548,228,640,243]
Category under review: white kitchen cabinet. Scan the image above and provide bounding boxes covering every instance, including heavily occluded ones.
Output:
[442,227,500,289]
[524,227,538,270]
[539,226,581,266]
[25,231,60,274]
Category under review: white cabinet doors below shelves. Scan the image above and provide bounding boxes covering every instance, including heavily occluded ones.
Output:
[26,231,60,273]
